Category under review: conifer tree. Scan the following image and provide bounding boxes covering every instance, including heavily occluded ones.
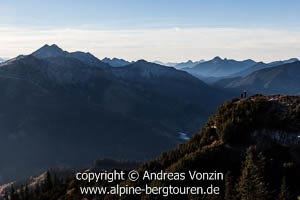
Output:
[34,183,41,198]
[237,146,269,200]
[3,192,9,200]
[19,185,25,200]
[10,186,15,199]
[10,185,20,200]
[224,171,235,200]
[43,171,53,191]
[24,185,29,200]
[278,176,290,200]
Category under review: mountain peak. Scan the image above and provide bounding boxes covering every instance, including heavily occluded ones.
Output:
[49,44,64,51]
[41,44,63,51]
[286,58,299,63]
[32,44,66,59]
[212,56,223,62]
[244,58,255,62]
[50,44,60,48]
[129,60,168,71]
[136,59,148,64]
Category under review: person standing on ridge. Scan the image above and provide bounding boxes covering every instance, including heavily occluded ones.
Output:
[243,90,247,98]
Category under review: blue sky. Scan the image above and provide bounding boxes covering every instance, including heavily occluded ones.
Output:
[1,0,300,29]
[1,0,300,61]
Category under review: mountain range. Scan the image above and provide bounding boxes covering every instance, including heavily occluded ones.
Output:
[174,60,205,69]
[183,56,257,77]
[0,44,231,183]
[101,57,132,67]
[153,60,205,69]
[229,58,299,78]
[214,61,300,95]
[183,56,299,81]
[1,44,299,186]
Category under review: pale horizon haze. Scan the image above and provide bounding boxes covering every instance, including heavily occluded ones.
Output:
[1,0,300,62]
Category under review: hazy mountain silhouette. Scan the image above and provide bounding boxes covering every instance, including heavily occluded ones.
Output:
[184,56,256,77]
[229,62,269,77]
[231,58,299,77]
[153,60,204,69]
[174,60,205,69]
[214,61,300,94]
[152,60,178,67]
[102,57,132,67]
[268,58,298,67]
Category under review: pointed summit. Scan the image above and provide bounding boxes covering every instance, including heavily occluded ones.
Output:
[32,44,67,59]
[30,44,108,68]
[135,59,148,64]
[212,56,223,62]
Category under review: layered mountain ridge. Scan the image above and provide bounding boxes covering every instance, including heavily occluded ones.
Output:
[0,44,231,183]
[182,57,299,85]
[184,56,257,77]
[102,57,132,67]
[215,61,300,95]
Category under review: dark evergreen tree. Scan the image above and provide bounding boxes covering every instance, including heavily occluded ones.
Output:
[3,191,9,200]
[278,176,290,200]
[24,185,29,200]
[33,183,41,198]
[19,185,25,200]
[10,185,20,200]
[43,171,53,191]
[224,171,235,200]
[237,146,269,200]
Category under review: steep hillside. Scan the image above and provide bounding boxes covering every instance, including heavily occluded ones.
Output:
[111,60,230,124]
[9,95,300,200]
